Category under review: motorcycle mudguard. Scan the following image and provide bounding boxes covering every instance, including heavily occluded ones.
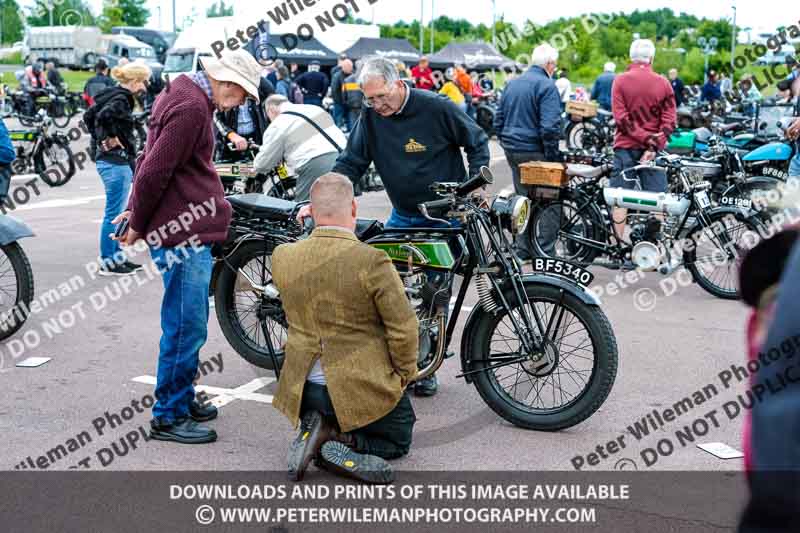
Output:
[743,142,793,162]
[458,274,600,384]
[720,177,782,211]
[0,215,34,245]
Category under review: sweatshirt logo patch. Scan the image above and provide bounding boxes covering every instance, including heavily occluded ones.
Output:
[405,138,427,153]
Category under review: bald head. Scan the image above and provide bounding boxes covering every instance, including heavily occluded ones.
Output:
[310,173,357,229]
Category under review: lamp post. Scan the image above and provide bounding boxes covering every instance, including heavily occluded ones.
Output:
[430,0,434,54]
[731,5,737,84]
[172,0,177,32]
[698,36,718,84]
[419,0,424,52]
[492,0,496,49]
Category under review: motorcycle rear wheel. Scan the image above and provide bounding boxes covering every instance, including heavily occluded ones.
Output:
[469,284,618,431]
[215,240,286,370]
[0,242,35,341]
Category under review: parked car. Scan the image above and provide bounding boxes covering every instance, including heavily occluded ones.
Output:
[111,27,176,64]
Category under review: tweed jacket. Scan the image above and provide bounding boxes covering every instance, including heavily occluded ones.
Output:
[271,227,419,432]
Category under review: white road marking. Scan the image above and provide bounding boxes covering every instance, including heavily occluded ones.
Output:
[13,195,105,211]
[132,375,275,407]
[10,174,38,182]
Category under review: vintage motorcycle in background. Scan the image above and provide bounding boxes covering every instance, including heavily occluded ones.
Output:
[212,167,619,431]
[7,110,76,187]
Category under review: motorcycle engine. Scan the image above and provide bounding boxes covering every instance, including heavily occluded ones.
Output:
[629,216,664,272]
[400,269,450,366]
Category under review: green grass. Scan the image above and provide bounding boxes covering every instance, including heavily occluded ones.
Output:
[0,69,93,92]
[0,51,23,65]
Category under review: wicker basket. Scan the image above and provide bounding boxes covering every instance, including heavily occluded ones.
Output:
[566,100,598,119]
[520,161,569,188]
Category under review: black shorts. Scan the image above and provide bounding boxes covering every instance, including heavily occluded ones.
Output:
[609,148,668,192]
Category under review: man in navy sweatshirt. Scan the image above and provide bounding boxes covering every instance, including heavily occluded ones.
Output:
[329,55,490,396]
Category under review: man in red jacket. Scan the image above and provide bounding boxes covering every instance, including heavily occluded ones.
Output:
[610,39,677,241]
[114,49,263,444]
[411,56,435,91]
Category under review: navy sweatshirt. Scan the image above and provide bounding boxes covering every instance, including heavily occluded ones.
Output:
[333,87,490,216]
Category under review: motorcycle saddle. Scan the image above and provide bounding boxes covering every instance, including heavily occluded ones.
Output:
[227,193,297,221]
[567,163,605,179]
[355,218,384,241]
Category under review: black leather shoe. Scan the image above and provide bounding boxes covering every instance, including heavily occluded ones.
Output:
[189,400,218,422]
[414,374,439,397]
[149,417,217,444]
[287,411,337,482]
[317,441,394,484]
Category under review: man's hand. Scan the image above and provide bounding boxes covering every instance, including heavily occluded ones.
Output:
[786,118,800,141]
[640,150,657,163]
[295,204,312,224]
[101,136,121,151]
[229,133,248,151]
[110,210,142,247]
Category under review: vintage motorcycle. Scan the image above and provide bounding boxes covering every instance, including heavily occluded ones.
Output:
[8,110,76,187]
[529,153,765,300]
[0,210,35,340]
[564,108,615,156]
[211,167,619,431]
[214,142,297,198]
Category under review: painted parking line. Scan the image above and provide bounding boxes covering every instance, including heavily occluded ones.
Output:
[14,195,105,211]
[132,375,275,407]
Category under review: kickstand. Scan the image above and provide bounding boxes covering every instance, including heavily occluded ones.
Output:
[260,319,281,380]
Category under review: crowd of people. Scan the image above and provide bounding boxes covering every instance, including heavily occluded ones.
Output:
[2,31,800,520]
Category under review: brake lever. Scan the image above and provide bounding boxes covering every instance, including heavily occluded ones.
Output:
[418,204,451,226]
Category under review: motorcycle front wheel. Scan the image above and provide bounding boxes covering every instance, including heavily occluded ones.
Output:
[0,242,35,341]
[468,283,618,431]
[35,136,76,187]
[684,210,764,300]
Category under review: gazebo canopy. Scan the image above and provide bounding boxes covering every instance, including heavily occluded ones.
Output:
[428,42,516,71]
[342,37,421,63]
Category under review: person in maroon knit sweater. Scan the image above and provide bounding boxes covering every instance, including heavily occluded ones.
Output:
[113,49,263,444]
[610,39,677,242]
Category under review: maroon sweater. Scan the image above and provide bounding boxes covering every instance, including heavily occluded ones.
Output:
[612,63,677,151]
[128,75,231,247]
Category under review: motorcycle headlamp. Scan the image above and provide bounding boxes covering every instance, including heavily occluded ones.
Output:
[491,193,531,236]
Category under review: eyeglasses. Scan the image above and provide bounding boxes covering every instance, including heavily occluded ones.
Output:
[363,85,395,108]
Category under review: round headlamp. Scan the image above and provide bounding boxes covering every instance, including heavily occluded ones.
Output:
[491,194,531,236]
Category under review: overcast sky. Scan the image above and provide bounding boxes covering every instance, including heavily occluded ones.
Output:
[22,0,791,34]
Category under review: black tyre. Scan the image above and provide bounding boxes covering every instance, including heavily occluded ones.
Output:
[215,240,286,370]
[52,102,74,128]
[267,177,297,200]
[35,136,76,187]
[469,283,618,431]
[0,242,35,341]
[684,210,764,300]
[529,194,603,263]
[565,120,596,150]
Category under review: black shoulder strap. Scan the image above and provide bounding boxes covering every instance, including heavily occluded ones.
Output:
[282,110,342,153]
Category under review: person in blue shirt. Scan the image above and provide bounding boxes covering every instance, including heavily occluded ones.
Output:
[0,118,16,202]
[591,62,616,111]
[701,70,722,103]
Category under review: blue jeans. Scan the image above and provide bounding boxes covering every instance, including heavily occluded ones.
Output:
[385,209,457,230]
[96,160,132,264]
[332,102,346,129]
[789,152,800,178]
[150,244,213,424]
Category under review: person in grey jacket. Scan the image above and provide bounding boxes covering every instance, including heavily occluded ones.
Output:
[494,43,563,260]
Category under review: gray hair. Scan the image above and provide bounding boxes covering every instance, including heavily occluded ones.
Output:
[531,44,558,68]
[310,173,354,219]
[604,62,616,73]
[630,39,656,64]
[357,55,399,87]
[264,94,289,113]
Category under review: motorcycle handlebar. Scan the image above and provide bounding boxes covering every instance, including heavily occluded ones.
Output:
[420,198,454,212]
